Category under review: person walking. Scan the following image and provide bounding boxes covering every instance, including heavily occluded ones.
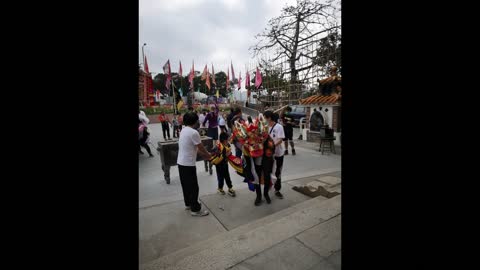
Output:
[138,119,154,157]
[158,112,172,141]
[280,106,296,155]
[203,105,219,143]
[211,132,236,196]
[218,113,227,134]
[230,107,245,158]
[172,114,180,138]
[177,112,212,216]
[265,111,285,199]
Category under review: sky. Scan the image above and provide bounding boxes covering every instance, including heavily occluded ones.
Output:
[139,0,298,80]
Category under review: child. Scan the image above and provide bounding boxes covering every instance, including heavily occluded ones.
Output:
[138,120,154,157]
[211,132,236,196]
[172,115,179,138]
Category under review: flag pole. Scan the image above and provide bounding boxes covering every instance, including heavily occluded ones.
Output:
[172,81,176,115]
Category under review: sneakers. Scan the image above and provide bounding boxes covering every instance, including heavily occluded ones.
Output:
[217,188,226,195]
[275,191,284,199]
[228,188,236,197]
[185,206,191,210]
[284,150,289,155]
[292,149,296,155]
[191,210,209,216]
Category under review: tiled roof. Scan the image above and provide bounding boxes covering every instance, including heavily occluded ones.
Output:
[299,94,340,105]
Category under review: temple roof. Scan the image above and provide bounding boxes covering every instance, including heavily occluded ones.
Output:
[299,94,341,105]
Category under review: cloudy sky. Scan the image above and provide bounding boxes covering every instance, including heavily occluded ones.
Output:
[139,0,298,79]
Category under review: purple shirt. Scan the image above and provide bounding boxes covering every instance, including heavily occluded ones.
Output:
[203,107,219,128]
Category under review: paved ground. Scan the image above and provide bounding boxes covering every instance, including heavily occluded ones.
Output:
[139,123,341,269]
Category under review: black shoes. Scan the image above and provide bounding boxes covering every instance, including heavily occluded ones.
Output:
[265,194,271,204]
[254,197,262,206]
[292,149,296,155]
[275,191,284,199]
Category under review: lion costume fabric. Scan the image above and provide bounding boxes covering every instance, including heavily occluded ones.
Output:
[228,114,275,191]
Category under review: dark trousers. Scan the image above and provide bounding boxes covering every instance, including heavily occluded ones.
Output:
[204,160,212,173]
[161,123,170,139]
[216,162,232,189]
[274,156,284,191]
[235,146,242,158]
[138,140,152,155]
[178,165,201,212]
[173,125,179,138]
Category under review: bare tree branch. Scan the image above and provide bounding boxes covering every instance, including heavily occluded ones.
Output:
[297,26,339,43]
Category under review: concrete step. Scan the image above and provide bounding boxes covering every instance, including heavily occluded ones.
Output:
[140,195,341,270]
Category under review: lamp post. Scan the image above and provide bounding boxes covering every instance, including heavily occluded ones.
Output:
[141,43,147,106]
[142,43,147,70]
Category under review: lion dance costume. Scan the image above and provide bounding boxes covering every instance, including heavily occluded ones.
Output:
[218,114,276,205]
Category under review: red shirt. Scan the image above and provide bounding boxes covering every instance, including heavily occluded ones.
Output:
[158,114,168,123]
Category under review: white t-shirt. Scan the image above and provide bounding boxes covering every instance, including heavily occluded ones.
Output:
[139,111,150,125]
[177,126,202,166]
[199,113,207,128]
[218,116,226,126]
[269,123,285,157]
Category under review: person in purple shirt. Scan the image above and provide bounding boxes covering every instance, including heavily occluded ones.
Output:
[203,105,219,142]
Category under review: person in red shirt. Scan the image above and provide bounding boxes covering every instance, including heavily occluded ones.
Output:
[158,112,172,141]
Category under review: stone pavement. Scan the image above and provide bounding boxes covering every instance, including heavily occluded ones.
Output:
[139,123,341,269]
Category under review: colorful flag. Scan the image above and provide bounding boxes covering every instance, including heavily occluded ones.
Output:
[201,65,208,80]
[205,68,211,90]
[163,60,172,90]
[211,64,216,85]
[188,60,195,89]
[231,61,236,81]
[144,55,154,103]
[238,71,242,90]
[255,67,262,89]
[144,56,150,73]
[179,61,183,77]
[177,99,184,111]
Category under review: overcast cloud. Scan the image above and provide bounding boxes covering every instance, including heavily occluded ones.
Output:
[139,0,298,79]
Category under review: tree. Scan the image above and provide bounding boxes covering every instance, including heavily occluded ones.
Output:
[250,0,340,99]
[313,31,341,75]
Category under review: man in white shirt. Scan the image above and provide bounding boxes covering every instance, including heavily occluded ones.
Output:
[177,112,212,216]
[264,111,285,199]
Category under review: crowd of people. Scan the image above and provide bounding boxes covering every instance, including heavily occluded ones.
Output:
[139,104,298,217]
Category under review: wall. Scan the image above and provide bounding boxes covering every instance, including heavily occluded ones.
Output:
[305,105,341,146]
